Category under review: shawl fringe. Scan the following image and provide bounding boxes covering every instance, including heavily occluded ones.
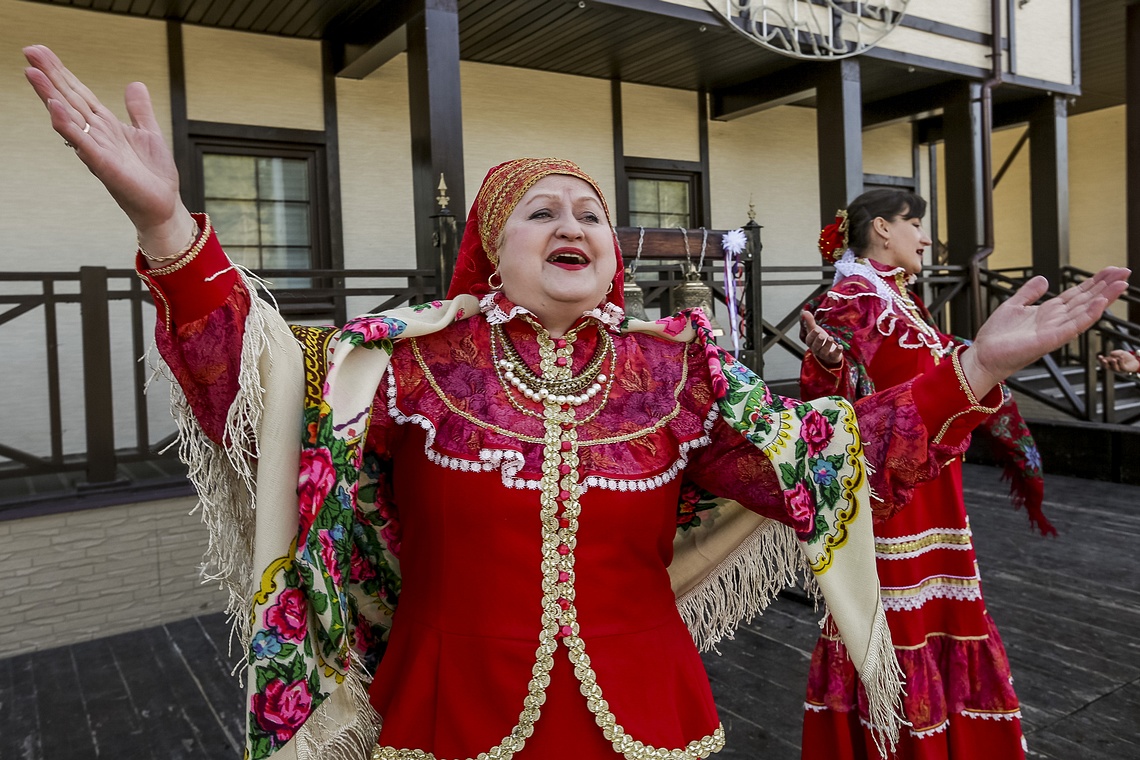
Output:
[164,272,276,654]
[859,604,906,758]
[676,519,806,652]
[291,656,382,760]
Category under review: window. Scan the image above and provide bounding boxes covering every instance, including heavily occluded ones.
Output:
[623,160,703,229]
[203,153,314,288]
[629,177,692,229]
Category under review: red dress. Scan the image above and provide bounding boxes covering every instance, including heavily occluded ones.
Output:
[800,260,1025,760]
[141,229,1002,759]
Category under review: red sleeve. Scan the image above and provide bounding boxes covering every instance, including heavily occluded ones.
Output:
[136,214,250,445]
[800,284,884,402]
[855,354,1003,520]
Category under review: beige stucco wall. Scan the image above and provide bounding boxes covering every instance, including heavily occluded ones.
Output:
[863,122,914,178]
[0,495,227,657]
[183,25,324,131]
[991,125,1033,271]
[335,55,417,316]
[1012,0,1074,86]
[1069,106,1126,275]
[461,61,616,213]
[710,104,822,379]
[622,82,701,163]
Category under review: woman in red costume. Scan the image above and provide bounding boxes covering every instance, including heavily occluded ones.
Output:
[799,188,1060,759]
[24,46,1130,760]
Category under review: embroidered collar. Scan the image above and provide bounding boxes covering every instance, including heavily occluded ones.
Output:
[479,291,625,333]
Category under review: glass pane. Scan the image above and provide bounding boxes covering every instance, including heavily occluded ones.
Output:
[630,212,659,228]
[260,202,311,246]
[658,181,689,215]
[257,157,309,201]
[660,212,691,229]
[225,246,261,269]
[629,179,660,214]
[263,248,313,289]
[261,246,311,270]
[205,199,260,245]
[203,154,256,200]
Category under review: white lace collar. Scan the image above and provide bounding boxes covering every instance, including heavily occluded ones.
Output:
[478,291,625,333]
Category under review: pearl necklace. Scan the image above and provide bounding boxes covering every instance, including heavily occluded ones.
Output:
[491,323,613,407]
[889,272,951,353]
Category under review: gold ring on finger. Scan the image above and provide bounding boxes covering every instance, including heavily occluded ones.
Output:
[82,122,90,133]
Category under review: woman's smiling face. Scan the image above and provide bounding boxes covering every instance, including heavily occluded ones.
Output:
[495,174,617,331]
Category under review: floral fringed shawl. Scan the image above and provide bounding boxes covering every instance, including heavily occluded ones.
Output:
[166,281,903,760]
[804,260,1053,535]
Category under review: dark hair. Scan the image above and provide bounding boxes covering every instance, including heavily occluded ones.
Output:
[845,188,928,253]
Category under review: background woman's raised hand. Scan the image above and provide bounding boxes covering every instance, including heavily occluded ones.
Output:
[801,311,843,370]
[960,268,1132,395]
[1098,348,1140,375]
[23,44,195,259]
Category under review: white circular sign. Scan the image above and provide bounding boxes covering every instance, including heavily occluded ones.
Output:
[706,0,911,60]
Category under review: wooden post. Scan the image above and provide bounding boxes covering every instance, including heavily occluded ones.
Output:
[816,59,863,227]
[1128,3,1140,322]
[80,267,117,485]
[407,0,465,271]
[943,81,985,337]
[1029,94,1070,291]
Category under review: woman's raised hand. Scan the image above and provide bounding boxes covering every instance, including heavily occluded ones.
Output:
[959,267,1132,396]
[801,311,843,369]
[1098,348,1140,375]
[23,44,195,259]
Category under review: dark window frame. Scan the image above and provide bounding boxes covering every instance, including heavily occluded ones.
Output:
[187,122,335,317]
[622,156,704,229]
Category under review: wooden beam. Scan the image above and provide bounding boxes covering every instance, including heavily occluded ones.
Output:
[1130,3,1140,322]
[710,63,818,121]
[330,0,419,78]
[1029,95,1069,289]
[407,0,466,271]
[816,59,862,226]
[943,81,984,336]
[863,81,962,128]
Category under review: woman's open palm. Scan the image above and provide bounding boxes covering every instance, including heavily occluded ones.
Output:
[23,45,185,238]
[970,268,1132,384]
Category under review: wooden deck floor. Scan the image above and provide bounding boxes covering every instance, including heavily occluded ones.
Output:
[2,463,1137,759]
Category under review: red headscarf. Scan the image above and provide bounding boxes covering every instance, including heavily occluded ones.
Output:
[446,157,625,309]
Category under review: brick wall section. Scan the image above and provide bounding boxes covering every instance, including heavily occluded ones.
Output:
[0,496,228,657]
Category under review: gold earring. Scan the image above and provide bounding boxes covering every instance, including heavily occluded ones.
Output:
[488,270,503,291]
[606,282,614,294]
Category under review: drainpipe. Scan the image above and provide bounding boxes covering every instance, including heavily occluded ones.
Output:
[970,0,1003,332]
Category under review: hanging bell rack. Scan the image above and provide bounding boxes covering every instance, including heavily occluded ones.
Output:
[614,226,741,336]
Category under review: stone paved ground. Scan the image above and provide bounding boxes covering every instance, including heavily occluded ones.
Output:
[2,464,1137,759]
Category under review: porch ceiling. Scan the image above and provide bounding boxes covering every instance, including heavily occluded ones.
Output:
[22,0,1119,114]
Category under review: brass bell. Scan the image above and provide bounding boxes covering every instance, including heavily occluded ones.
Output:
[623,268,649,322]
[671,267,724,336]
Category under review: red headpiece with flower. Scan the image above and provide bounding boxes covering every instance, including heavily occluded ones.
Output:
[446,157,624,308]
[818,209,850,264]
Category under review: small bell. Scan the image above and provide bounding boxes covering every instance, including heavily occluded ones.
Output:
[623,268,649,322]
[671,267,725,336]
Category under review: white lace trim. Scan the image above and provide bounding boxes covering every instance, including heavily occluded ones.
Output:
[479,291,625,333]
[385,365,712,493]
[479,292,533,325]
[584,300,626,331]
[880,571,982,612]
[962,708,1022,722]
[874,526,975,561]
[852,708,1020,740]
[803,702,828,713]
[819,256,953,357]
[579,406,717,494]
